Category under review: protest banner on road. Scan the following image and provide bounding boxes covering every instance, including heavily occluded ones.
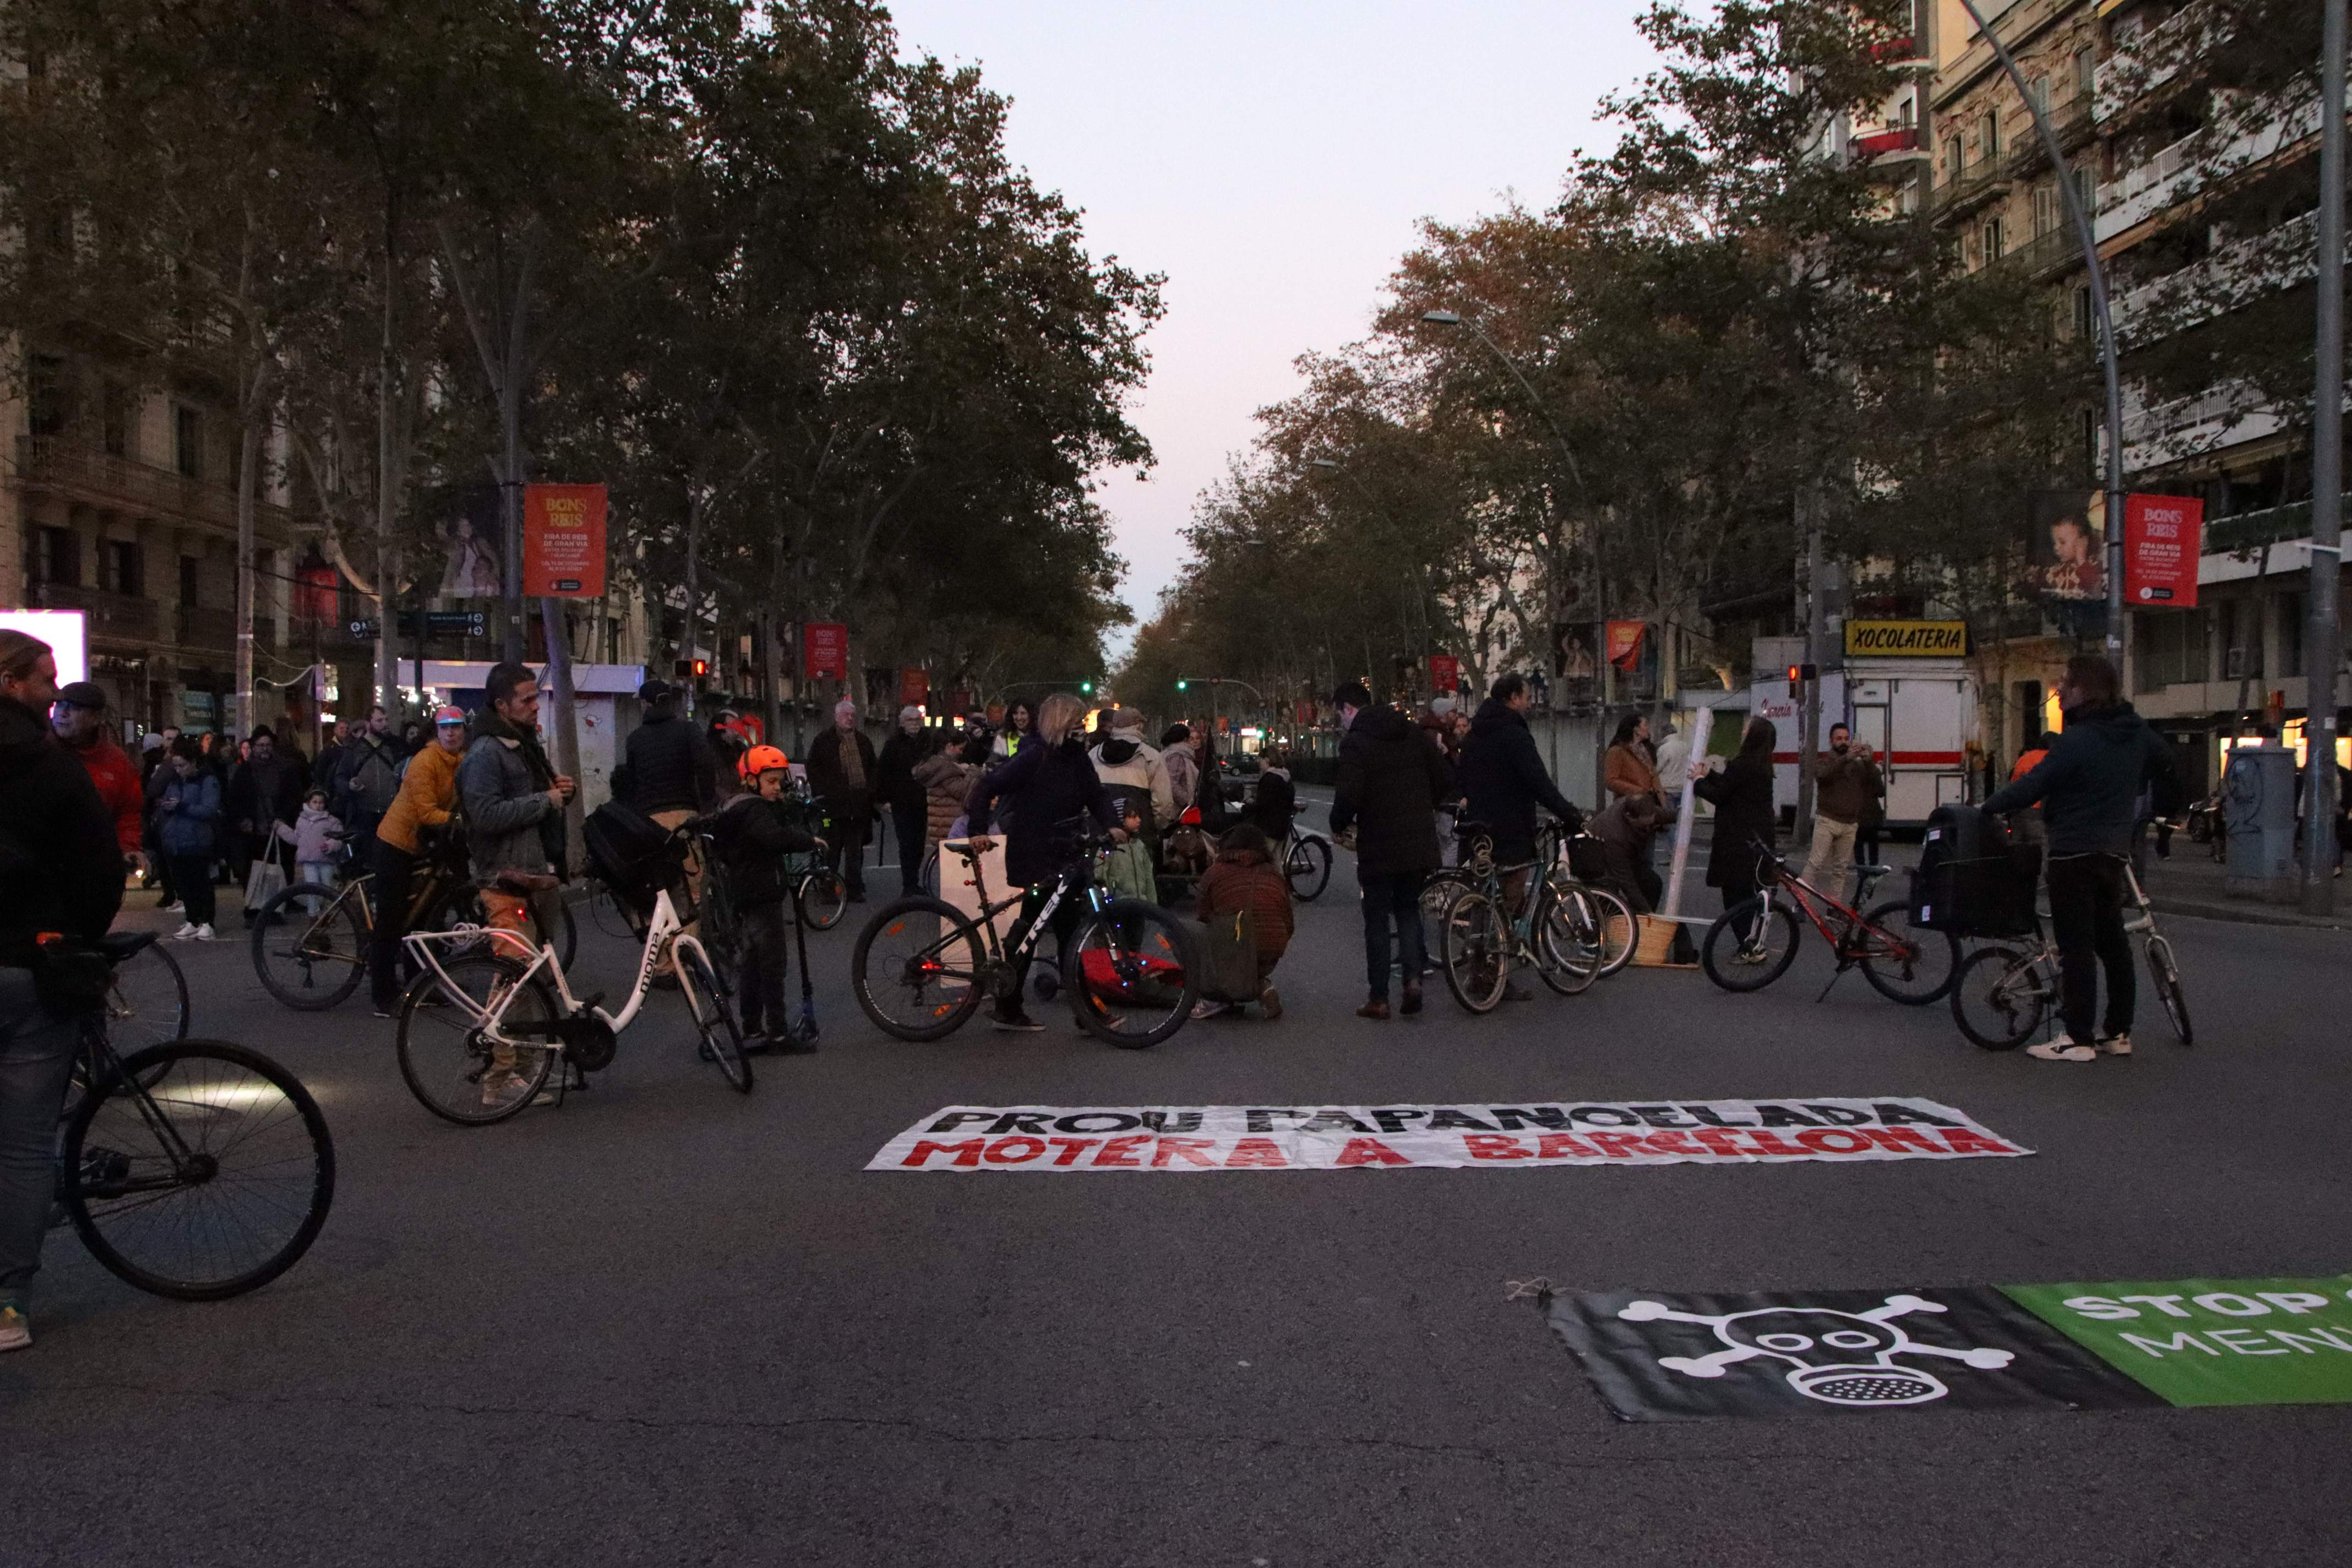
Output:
[869,1099,2030,1173]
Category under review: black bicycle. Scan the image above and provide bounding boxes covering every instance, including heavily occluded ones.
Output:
[48,932,335,1299]
[851,818,1200,1048]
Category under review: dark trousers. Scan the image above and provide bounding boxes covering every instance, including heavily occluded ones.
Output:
[1718,864,1762,945]
[1358,871,1427,1001]
[892,802,927,895]
[1000,885,1084,1019]
[170,855,217,927]
[826,829,868,897]
[0,967,78,1300]
[1605,842,1663,914]
[154,842,176,905]
[2048,852,2133,1041]
[369,840,420,1010]
[1857,821,1882,867]
[738,902,790,1035]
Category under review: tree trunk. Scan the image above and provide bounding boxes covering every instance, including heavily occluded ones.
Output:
[376,232,404,722]
[541,596,584,871]
[680,483,704,719]
[233,414,262,738]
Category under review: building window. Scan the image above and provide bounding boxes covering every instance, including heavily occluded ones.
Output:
[2136,609,2212,692]
[2033,181,2059,236]
[1983,111,2000,160]
[101,380,131,457]
[1980,216,2006,262]
[1945,134,1964,179]
[2072,45,2095,99]
[2028,74,2051,116]
[32,526,79,586]
[174,406,202,480]
[28,355,68,438]
[2220,599,2263,681]
[2073,283,2094,339]
[2278,592,2305,677]
[179,555,200,608]
[2080,407,2099,473]
[104,539,141,597]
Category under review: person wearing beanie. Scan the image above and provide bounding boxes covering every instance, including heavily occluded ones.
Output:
[876,703,935,896]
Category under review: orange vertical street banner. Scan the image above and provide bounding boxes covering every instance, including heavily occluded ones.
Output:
[900,667,930,709]
[2124,494,2203,609]
[1428,654,1460,692]
[522,484,608,596]
[804,623,849,682]
[1607,620,1646,672]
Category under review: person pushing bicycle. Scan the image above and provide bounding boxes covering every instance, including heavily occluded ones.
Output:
[0,629,126,1352]
[1981,654,2179,1063]
[963,692,1126,1032]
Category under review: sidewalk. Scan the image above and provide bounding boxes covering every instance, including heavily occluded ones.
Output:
[2137,844,2352,931]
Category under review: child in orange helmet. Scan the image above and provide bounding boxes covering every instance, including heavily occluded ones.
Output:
[712,746,824,1051]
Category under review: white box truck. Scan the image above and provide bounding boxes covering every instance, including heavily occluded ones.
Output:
[1748,640,1977,829]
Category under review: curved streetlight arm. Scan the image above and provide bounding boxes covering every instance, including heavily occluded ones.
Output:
[1952,0,2126,661]
[1424,310,1592,506]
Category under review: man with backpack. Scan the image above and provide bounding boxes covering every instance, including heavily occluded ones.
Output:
[1981,654,2179,1063]
[326,705,402,866]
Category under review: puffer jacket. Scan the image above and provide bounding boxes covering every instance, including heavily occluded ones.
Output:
[378,739,461,856]
[1194,843,1294,965]
[912,751,976,845]
[1088,737,1174,836]
[624,709,718,815]
[277,804,347,865]
[155,767,223,859]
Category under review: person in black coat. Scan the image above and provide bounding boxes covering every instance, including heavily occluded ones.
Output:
[1692,716,1779,956]
[875,705,934,897]
[1456,672,1585,901]
[963,692,1119,1031]
[1329,679,1453,1019]
[624,682,721,819]
[807,698,881,901]
[711,750,824,1052]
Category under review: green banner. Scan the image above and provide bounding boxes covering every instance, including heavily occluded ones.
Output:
[2003,1276,2352,1407]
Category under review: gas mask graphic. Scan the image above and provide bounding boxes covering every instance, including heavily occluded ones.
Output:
[1620,1293,2014,1407]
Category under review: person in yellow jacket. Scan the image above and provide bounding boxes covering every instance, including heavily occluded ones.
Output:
[369,706,467,1016]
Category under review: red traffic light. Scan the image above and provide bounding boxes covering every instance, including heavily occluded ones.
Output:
[692,658,710,679]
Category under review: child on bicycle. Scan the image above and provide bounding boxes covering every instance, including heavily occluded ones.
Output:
[1191,823,1293,1020]
[712,746,824,1053]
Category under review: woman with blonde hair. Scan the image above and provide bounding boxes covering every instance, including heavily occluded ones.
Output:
[964,691,1123,1030]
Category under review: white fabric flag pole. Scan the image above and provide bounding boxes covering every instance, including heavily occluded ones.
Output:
[1661,706,1713,921]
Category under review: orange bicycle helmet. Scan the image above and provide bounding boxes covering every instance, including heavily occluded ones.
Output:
[738,743,790,781]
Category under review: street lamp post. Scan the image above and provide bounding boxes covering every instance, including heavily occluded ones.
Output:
[1952,0,2126,667]
[2300,0,2346,915]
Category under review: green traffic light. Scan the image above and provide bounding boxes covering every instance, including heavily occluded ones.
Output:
[1081,680,1094,694]
[1175,679,1188,692]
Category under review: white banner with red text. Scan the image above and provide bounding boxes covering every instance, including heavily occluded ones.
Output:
[868,1100,2032,1173]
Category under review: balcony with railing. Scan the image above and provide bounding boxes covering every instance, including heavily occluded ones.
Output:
[2205,494,2351,556]
[29,580,161,643]
[8,435,301,536]
[2115,209,2324,346]
[2093,3,2225,124]
[1986,222,2083,281]
[2095,94,2323,243]
[1930,146,2011,221]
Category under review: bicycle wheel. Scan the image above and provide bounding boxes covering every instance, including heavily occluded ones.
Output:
[798,870,849,930]
[1284,836,1332,902]
[1858,899,1962,1005]
[1533,885,1601,997]
[852,896,987,1041]
[394,955,560,1125]
[1064,899,1199,1048]
[1700,899,1801,992]
[679,943,753,1092]
[2146,935,2192,1046]
[1950,946,2043,1050]
[105,939,189,1054]
[62,1039,335,1300]
[1419,870,1474,924]
[1587,884,1641,977]
[250,883,369,1010]
[1439,891,1511,1013]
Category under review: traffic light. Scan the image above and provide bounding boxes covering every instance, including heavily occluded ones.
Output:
[1080,679,1094,695]
[692,658,709,679]
[1175,678,1188,692]
[1786,662,1816,696]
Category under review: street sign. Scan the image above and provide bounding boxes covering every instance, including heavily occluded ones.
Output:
[427,609,488,638]
[522,483,608,597]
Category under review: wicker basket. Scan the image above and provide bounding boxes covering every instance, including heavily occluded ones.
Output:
[1630,913,1695,968]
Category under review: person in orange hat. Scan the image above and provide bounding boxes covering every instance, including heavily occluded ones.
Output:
[369,705,470,1016]
[712,745,824,1050]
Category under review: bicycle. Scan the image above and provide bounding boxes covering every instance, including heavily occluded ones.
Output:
[851,816,1200,1048]
[1950,856,2191,1049]
[45,931,335,1299]
[395,827,752,1125]
[249,835,576,1011]
[63,936,189,1120]
[1548,825,1640,979]
[1699,837,1959,1004]
[1424,819,1610,1010]
[1279,805,1334,902]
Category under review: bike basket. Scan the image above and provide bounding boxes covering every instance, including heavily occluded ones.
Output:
[1566,837,1610,880]
[584,799,680,917]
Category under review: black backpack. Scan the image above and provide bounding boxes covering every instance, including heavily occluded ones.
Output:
[1912,804,2039,937]
[583,798,680,925]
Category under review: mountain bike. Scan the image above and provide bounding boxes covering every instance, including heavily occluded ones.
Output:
[851,818,1200,1047]
[1424,819,1607,1009]
[47,931,335,1299]
[395,846,752,1126]
[1950,856,2191,1049]
[1700,837,1958,1004]
[249,836,575,1010]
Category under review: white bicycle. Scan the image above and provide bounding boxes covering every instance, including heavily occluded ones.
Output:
[396,866,750,1126]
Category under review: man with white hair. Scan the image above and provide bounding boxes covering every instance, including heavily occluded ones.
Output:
[876,704,935,896]
[808,697,879,901]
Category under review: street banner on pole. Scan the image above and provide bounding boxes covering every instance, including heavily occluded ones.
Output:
[872,1099,2029,1173]
[1607,620,1646,672]
[2124,494,2203,608]
[900,667,929,708]
[1429,654,1460,692]
[521,484,607,596]
[804,623,848,682]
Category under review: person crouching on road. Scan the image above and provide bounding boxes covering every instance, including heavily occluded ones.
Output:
[1191,824,1294,1021]
[714,746,824,1053]
[1980,654,2178,1062]
[276,788,347,886]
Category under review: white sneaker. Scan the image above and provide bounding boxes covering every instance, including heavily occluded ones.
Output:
[0,1303,28,1352]
[2027,1035,2097,1063]
[2098,1032,2132,1057]
[170,922,198,941]
[1734,945,1771,965]
[156,900,181,913]
[187,923,216,942]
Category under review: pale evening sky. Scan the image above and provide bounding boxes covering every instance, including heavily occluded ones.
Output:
[883,0,1662,654]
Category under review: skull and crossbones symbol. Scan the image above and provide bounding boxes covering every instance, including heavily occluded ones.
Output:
[1619,1293,2015,1407]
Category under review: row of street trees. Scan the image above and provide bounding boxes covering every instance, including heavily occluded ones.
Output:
[2,0,1158,744]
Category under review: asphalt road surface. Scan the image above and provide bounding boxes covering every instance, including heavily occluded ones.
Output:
[11,851,2351,1566]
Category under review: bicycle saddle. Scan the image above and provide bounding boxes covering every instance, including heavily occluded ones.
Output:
[1853,863,1893,879]
[97,930,158,961]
